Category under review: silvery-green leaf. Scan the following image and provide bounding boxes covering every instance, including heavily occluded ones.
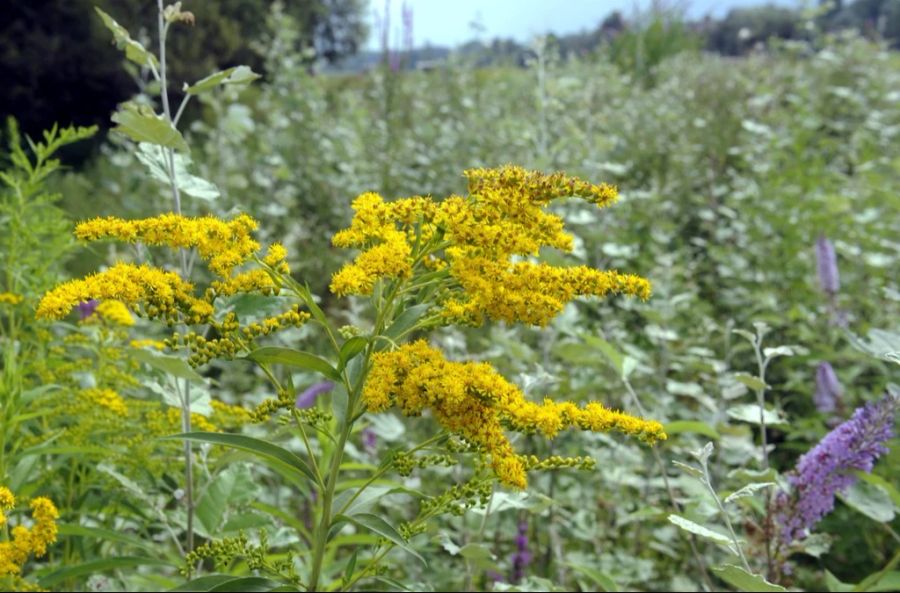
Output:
[672,460,703,478]
[724,482,774,504]
[763,345,795,359]
[668,514,736,555]
[186,65,261,95]
[711,565,786,592]
[728,404,788,427]
[690,442,715,464]
[135,143,220,201]
[841,480,896,522]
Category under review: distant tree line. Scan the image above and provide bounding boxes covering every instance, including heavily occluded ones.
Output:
[1,0,897,143]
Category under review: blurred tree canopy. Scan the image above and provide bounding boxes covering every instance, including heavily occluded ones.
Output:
[0,0,367,139]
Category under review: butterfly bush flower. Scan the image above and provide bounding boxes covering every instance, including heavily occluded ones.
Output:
[776,395,897,545]
[814,362,843,415]
[815,236,839,295]
[295,382,334,409]
[511,520,532,583]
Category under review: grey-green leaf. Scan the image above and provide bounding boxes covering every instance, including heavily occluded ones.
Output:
[711,565,786,592]
[95,8,158,68]
[111,102,189,152]
[135,143,220,201]
[724,482,775,504]
[668,514,737,555]
[131,349,205,383]
[186,66,261,95]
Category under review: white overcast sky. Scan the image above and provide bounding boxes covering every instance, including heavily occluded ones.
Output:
[365,0,799,50]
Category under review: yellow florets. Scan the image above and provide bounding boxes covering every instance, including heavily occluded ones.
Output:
[130,339,166,350]
[329,166,649,326]
[0,493,59,576]
[88,300,135,326]
[75,213,260,277]
[79,388,128,416]
[364,341,666,489]
[0,292,24,305]
[36,263,211,324]
[0,486,14,527]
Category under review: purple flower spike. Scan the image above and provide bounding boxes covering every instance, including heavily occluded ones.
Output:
[814,362,843,415]
[816,236,840,295]
[76,299,99,320]
[510,520,532,583]
[777,395,897,545]
[295,381,334,409]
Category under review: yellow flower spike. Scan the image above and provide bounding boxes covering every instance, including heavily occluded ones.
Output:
[75,213,261,277]
[364,341,666,489]
[79,388,128,416]
[330,166,649,328]
[36,263,211,324]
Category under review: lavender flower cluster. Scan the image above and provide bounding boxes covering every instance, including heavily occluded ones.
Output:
[777,396,896,545]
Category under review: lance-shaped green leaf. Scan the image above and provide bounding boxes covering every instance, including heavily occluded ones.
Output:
[337,512,426,565]
[111,102,189,152]
[167,432,319,486]
[185,66,261,95]
[244,347,341,381]
[95,8,158,68]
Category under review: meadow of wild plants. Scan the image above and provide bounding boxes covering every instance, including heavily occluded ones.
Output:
[1,2,898,592]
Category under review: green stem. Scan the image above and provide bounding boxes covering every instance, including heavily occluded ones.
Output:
[308,416,353,591]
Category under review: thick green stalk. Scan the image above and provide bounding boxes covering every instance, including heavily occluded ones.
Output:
[308,409,354,591]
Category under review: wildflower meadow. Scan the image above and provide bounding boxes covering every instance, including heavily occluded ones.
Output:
[0,1,898,591]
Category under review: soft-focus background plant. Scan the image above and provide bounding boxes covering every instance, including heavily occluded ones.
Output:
[1,0,898,591]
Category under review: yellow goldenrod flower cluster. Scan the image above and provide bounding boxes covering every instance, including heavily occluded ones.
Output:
[330,165,650,326]
[364,341,666,488]
[37,214,297,338]
[78,388,128,416]
[75,213,260,277]
[0,492,59,576]
[36,263,211,324]
[0,292,24,305]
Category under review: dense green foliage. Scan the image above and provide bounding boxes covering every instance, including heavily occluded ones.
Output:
[1,3,898,592]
